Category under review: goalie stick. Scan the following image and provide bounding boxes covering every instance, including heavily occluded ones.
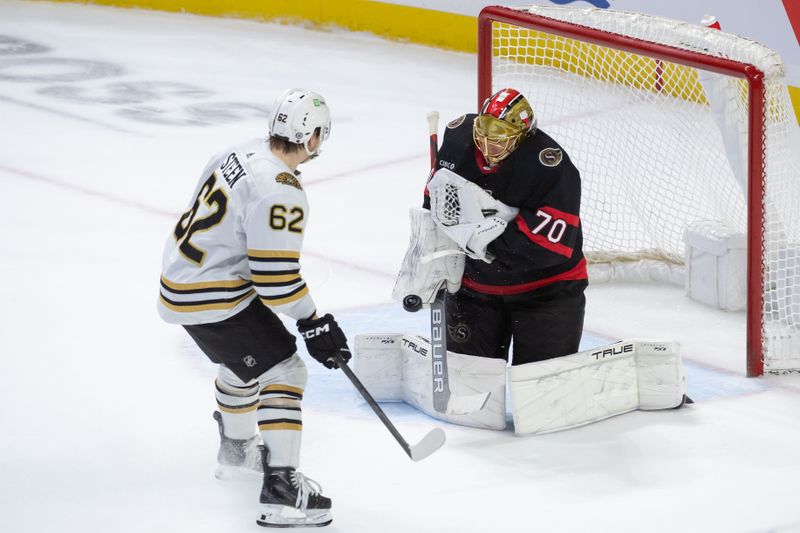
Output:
[334,353,445,462]
[416,112,490,416]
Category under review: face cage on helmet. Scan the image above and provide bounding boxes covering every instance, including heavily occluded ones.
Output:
[472,117,525,165]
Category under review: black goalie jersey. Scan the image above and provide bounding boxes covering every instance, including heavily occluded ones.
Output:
[425,113,587,296]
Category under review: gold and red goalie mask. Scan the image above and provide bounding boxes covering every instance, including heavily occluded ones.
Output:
[473,88,536,165]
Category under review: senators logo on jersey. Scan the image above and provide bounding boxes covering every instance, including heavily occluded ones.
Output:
[447,115,466,129]
[539,147,563,167]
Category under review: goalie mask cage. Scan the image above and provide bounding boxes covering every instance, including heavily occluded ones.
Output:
[478,5,800,376]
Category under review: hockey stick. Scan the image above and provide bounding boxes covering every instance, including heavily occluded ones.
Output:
[425,111,490,416]
[333,353,445,462]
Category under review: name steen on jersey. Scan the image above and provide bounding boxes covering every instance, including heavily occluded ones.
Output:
[221,152,247,188]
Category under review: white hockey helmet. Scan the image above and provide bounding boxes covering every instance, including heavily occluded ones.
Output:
[269,88,331,157]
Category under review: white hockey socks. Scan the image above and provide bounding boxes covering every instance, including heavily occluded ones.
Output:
[509,340,685,436]
[354,333,507,430]
[215,365,260,440]
[256,354,307,469]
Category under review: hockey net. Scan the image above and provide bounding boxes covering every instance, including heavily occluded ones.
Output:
[478,6,800,375]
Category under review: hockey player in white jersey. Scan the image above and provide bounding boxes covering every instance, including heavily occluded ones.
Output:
[158,88,348,528]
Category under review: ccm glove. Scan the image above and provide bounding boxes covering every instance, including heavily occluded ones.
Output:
[296,313,351,369]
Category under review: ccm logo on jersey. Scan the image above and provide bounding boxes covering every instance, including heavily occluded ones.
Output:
[439,159,455,170]
[591,343,634,360]
[301,324,330,339]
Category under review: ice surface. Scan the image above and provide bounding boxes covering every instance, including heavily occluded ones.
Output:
[1,2,799,532]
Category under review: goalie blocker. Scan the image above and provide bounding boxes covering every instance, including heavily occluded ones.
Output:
[353,335,687,435]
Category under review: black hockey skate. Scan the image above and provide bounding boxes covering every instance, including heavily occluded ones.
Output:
[212,411,264,479]
[256,462,333,528]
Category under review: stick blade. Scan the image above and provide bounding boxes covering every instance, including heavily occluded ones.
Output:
[441,391,491,416]
[408,428,446,462]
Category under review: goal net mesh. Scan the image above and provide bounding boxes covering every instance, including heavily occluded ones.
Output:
[485,6,800,371]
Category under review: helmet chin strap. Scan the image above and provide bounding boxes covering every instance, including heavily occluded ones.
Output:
[303,138,321,160]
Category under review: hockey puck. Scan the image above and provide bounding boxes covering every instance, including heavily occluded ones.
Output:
[402,294,423,313]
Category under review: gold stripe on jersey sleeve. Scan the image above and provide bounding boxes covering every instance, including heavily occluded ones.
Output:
[160,276,251,291]
[251,273,302,283]
[259,285,309,307]
[159,289,255,312]
[248,249,301,259]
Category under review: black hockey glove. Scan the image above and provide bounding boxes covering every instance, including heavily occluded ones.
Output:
[296,313,351,369]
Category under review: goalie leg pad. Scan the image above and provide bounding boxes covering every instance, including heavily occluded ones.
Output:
[354,333,507,430]
[635,341,686,410]
[510,340,685,436]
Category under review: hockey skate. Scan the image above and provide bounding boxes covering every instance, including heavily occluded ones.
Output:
[257,462,333,528]
[212,411,265,479]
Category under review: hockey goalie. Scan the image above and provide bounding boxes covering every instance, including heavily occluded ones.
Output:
[354,89,687,435]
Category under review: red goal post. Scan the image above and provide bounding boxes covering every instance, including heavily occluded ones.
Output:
[477,5,800,376]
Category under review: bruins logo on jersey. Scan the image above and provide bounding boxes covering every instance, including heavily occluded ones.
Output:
[447,115,466,129]
[539,147,563,167]
[275,172,302,190]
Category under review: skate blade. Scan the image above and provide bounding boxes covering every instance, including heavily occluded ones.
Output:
[256,504,332,528]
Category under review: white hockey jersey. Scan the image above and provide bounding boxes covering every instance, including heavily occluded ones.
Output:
[158,138,316,325]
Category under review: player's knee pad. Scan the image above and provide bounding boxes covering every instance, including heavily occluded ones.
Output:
[214,366,261,439]
[354,333,507,430]
[217,365,260,396]
[509,340,685,436]
[256,353,308,389]
[255,353,308,409]
[216,365,260,413]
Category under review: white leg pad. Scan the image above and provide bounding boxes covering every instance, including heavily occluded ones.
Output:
[635,341,686,410]
[354,333,507,430]
[509,340,685,436]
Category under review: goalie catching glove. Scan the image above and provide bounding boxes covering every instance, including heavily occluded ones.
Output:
[427,168,519,262]
[297,314,351,369]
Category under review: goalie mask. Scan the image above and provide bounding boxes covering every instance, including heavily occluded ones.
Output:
[269,88,332,157]
[473,88,536,165]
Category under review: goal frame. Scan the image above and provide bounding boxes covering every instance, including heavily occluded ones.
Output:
[477,5,767,376]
